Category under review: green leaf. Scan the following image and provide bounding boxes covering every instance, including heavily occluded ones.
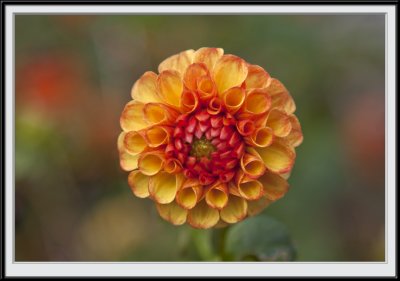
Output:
[225,215,296,261]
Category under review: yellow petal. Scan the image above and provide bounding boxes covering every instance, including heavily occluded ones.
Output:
[117,131,126,152]
[143,103,179,126]
[164,158,183,174]
[119,151,139,171]
[120,101,149,132]
[238,179,264,200]
[245,127,274,148]
[156,201,187,225]
[266,109,292,138]
[124,131,147,155]
[128,170,150,198]
[193,47,224,71]
[285,115,303,147]
[187,200,220,229]
[243,88,271,115]
[158,49,195,75]
[258,172,289,201]
[222,87,245,114]
[240,151,266,178]
[131,71,162,103]
[180,89,199,113]
[220,195,248,224]
[145,126,172,148]
[138,152,164,176]
[247,196,272,216]
[212,54,248,94]
[266,78,296,114]
[245,64,270,89]
[197,75,217,102]
[149,172,182,204]
[205,183,229,210]
[157,70,183,108]
[176,185,203,210]
[183,63,209,91]
[255,140,295,174]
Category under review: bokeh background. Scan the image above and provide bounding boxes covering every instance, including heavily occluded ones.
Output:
[15,15,385,261]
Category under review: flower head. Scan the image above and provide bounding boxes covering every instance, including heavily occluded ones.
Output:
[118,48,303,229]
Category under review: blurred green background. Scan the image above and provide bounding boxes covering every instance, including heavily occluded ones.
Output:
[15,15,385,261]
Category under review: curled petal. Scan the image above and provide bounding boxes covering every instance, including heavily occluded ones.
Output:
[149,172,183,204]
[119,152,139,171]
[205,182,229,210]
[193,47,224,71]
[156,201,188,225]
[247,196,272,216]
[128,170,150,198]
[187,199,220,229]
[180,90,199,113]
[220,195,248,224]
[143,103,179,126]
[212,54,248,94]
[238,179,264,200]
[117,131,126,153]
[241,88,271,116]
[285,115,303,147]
[120,101,149,132]
[183,63,209,91]
[266,109,292,138]
[207,96,222,115]
[197,75,217,101]
[158,49,195,75]
[245,127,274,148]
[157,70,184,108]
[176,184,203,210]
[240,151,266,178]
[164,158,183,174]
[145,126,172,148]
[124,131,147,155]
[266,78,296,114]
[131,71,162,103]
[222,87,245,114]
[255,140,295,174]
[245,64,270,89]
[258,172,289,201]
[138,152,164,176]
[236,119,255,136]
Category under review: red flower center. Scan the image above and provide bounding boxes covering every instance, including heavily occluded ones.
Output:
[165,108,245,186]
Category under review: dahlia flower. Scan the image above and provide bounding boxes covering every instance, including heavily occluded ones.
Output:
[118,48,303,229]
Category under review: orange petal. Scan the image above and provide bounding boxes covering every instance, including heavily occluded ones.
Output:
[212,54,248,94]
[258,172,289,201]
[238,179,264,200]
[222,87,245,114]
[131,71,162,103]
[187,199,220,229]
[180,89,199,113]
[145,126,172,148]
[266,109,292,138]
[242,88,271,116]
[236,119,255,136]
[240,151,266,178]
[255,140,295,174]
[120,101,149,132]
[207,96,222,115]
[157,70,184,108]
[158,49,194,75]
[285,115,303,147]
[266,78,296,114]
[156,201,188,225]
[138,152,164,176]
[197,75,217,102]
[164,158,183,174]
[193,47,224,71]
[117,131,126,153]
[128,170,150,198]
[247,196,272,216]
[124,131,147,155]
[205,183,229,210]
[245,127,274,148]
[143,103,179,126]
[183,63,209,91]
[149,172,182,204]
[220,195,248,224]
[176,184,203,210]
[245,64,270,89]
[119,151,139,171]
